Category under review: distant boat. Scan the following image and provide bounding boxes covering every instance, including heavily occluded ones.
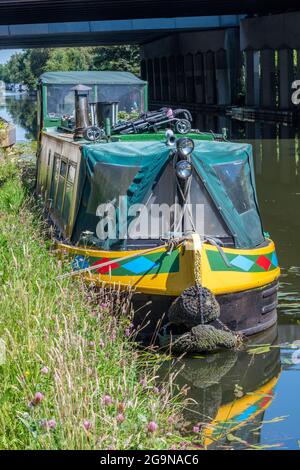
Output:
[0,118,16,148]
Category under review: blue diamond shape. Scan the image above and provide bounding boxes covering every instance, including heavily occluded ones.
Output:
[72,255,89,271]
[230,255,254,272]
[271,252,278,267]
[122,257,158,274]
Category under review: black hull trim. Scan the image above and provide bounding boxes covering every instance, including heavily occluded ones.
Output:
[133,280,279,341]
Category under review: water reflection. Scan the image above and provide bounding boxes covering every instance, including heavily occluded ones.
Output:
[0,93,37,141]
[176,112,300,449]
[161,325,282,449]
[198,112,300,321]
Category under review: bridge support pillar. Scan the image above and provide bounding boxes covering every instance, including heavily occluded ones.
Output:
[215,49,231,105]
[278,49,294,110]
[193,52,205,104]
[245,50,260,107]
[204,51,216,105]
[260,49,276,109]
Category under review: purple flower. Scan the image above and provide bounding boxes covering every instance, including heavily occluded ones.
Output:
[103,395,112,406]
[117,413,125,424]
[83,420,92,431]
[193,425,200,433]
[168,416,174,425]
[33,392,44,405]
[99,339,105,349]
[89,341,95,348]
[125,328,131,337]
[48,419,56,429]
[148,421,158,433]
[153,387,160,395]
[41,366,49,375]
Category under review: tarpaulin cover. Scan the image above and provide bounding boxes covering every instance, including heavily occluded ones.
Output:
[191,140,264,248]
[72,140,172,246]
[39,71,146,86]
[72,138,264,250]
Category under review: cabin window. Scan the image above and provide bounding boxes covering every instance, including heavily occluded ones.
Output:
[188,170,230,239]
[96,85,145,113]
[46,85,75,117]
[62,164,76,225]
[213,160,253,215]
[50,154,60,204]
[55,159,67,212]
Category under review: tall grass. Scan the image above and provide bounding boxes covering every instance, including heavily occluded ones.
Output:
[0,152,183,450]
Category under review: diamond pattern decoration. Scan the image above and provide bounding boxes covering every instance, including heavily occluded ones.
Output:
[92,258,120,274]
[230,255,255,272]
[72,255,89,271]
[122,256,158,274]
[271,252,279,268]
[256,255,271,271]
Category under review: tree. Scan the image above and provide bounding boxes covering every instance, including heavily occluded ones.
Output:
[0,45,141,90]
[92,45,140,75]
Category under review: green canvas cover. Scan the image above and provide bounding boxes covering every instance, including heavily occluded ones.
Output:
[191,140,264,249]
[72,140,172,246]
[39,71,146,86]
[71,138,264,250]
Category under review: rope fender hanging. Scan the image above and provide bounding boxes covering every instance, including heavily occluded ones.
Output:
[162,234,242,353]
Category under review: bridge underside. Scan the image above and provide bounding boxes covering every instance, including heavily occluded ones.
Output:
[0,1,298,25]
[0,16,242,48]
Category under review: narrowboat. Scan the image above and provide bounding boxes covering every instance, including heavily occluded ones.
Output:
[36,71,280,340]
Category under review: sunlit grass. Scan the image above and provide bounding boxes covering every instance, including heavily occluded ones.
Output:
[0,152,183,450]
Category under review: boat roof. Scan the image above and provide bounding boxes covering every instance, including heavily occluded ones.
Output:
[39,71,146,86]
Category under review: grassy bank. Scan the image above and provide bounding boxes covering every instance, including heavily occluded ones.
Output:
[0,149,183,450]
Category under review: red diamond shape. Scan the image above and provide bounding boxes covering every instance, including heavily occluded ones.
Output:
[256,255,271,271]
[92,258,119,274]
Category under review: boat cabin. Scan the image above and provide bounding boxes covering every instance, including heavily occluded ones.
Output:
[37,71,148,131]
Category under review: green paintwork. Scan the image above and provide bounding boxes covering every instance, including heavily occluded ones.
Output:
[87,249,180,276]
[206,249,278,273]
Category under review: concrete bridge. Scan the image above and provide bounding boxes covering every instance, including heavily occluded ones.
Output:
[0,1,300,119]
[0,1,297,25]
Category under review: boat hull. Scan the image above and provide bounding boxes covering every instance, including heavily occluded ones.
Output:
[57,239,280,338]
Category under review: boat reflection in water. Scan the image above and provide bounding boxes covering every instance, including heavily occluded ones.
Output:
[161,324,281,449]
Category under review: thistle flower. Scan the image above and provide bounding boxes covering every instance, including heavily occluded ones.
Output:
[33,392,44,405]
[83,420,92,431]
[117,413,125,424]
[148,421,158,433]
[103,395,112,406]
[41,366,49,375]
[193,425,200,433]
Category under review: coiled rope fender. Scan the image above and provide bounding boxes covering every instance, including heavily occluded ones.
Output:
[164,234,242,353]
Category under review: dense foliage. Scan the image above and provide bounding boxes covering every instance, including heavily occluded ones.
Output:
[0,46,141,90]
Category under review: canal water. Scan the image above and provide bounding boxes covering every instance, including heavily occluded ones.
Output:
[1,93,300,450]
